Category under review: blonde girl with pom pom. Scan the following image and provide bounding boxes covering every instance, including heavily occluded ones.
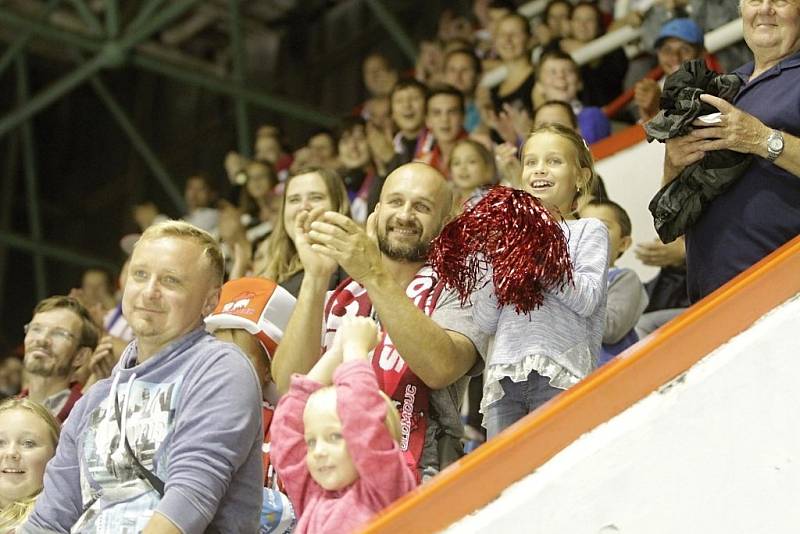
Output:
[476,124,609,438]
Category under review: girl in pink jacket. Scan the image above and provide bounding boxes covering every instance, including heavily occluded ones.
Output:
[271,317,417,533]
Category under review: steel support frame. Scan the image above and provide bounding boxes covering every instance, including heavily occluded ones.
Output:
[363,0,417,63]
[105,0,119,38]
[132,54,338,127]
[0,0,202,286]
[229,0,251,158]
[68,0,103,35]
[78,54,186,212]
[0,0,63,80]
[122,0,203,47]
[0,7,101,52]
[0,135,20,306]
[0,53,106,138]
[15,55,48,301]
[0,230,117,271]
[0,6,339,127]
[0,0,345,295]
[0,0,204,139]
[127,0,167,36]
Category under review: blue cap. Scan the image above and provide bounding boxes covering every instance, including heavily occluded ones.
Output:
[655,18,704,49]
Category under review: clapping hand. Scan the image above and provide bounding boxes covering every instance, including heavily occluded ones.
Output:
[294,207,338,279]
[308,211,383,284]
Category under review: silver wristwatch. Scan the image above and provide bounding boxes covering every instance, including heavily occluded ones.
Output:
[766,129,784,162]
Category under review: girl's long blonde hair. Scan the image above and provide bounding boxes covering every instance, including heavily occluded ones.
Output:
[0,399,61,531]
[258,168,350,283]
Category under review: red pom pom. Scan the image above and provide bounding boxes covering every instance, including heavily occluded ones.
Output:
[429,186,573,314]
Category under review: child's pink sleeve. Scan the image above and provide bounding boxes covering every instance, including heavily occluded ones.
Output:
[334,361,418,501]
[270,374,323,515]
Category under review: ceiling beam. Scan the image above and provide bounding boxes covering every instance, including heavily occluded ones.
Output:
[0,5,339,127]
[228,0,251,157]
[16,55,48,300]
[0,0,63,80]
[0,229,118,271]
[0,0,205,138]
[80,55,186,212]
[67,0,103,35]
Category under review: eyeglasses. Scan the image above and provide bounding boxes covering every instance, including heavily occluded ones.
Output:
[23,323,78,344]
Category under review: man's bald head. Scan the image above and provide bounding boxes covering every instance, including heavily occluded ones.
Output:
[382,162,453,218]
[376,162,454,263]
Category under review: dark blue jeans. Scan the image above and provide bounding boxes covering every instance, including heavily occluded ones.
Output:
[484,370,562,439]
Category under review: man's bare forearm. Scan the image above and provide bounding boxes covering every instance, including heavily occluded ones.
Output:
[363,271,476,390]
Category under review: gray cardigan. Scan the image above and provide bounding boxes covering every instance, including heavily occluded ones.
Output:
[474,218,609,385]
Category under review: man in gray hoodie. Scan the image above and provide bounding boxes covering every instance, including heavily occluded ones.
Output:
[20,221,263,534]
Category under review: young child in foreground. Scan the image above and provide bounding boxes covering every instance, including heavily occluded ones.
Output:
[473,124,610,439]
[580,199,649,365]
[0,398,60,532]
[271,317,417,534]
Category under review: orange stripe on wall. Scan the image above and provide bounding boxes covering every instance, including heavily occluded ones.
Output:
[362,235,800,534]
[590,123,648,161]
[602,65,663,120]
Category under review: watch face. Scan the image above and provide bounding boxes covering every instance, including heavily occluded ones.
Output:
[769,137,784,151]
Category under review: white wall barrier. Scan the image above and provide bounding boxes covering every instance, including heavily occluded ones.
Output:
[444,294,800,534]
[595,137,665,283]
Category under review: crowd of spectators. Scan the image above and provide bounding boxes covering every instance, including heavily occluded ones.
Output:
[2,0,799,532]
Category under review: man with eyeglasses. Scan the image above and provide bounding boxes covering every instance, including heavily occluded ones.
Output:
[20,295,98,422]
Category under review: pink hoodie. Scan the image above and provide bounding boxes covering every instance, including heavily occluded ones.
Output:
[271,360,418,533]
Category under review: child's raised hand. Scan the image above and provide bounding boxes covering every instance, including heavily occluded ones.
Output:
[339,317,381,362]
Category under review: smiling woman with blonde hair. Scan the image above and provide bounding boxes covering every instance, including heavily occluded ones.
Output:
[0,398,60,532]
[255,167,350,296]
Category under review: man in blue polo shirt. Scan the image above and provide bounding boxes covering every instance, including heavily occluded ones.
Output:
[661,0,800,302]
